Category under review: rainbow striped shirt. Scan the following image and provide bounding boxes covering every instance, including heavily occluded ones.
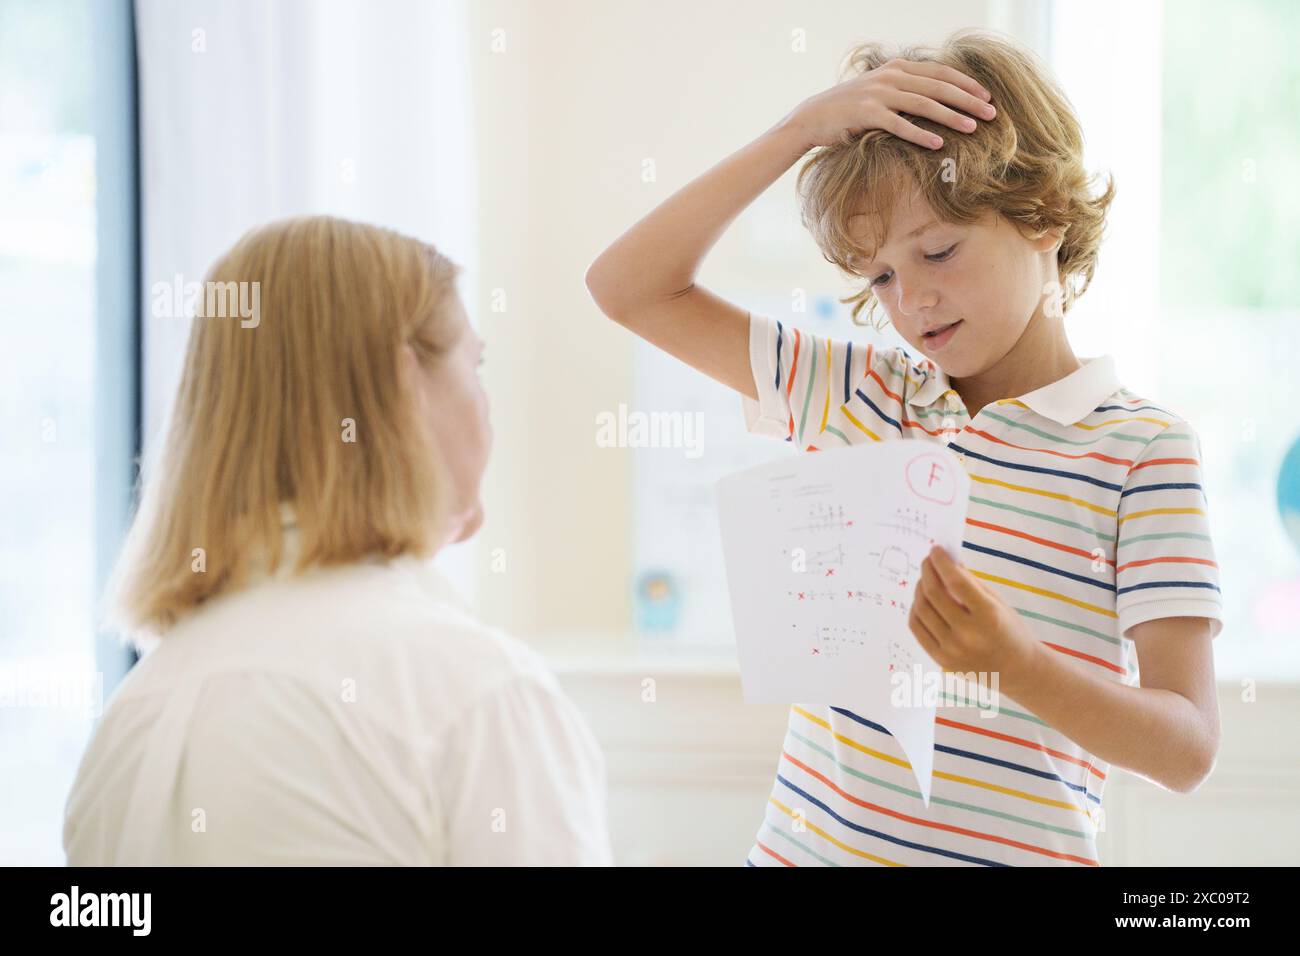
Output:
[740,313,1223,867]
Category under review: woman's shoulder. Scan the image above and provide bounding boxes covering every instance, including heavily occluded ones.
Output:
[301,555,559,693]
[320,557,570,734]
[380,556,555,674]
[99,555,564,757]
[124,555,553,705]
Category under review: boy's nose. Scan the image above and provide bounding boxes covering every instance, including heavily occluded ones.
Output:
[895,281,938,317]
[899,302,942,330]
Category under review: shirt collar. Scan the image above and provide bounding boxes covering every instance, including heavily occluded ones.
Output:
[908,354,1121,426]
[276,501,472,614]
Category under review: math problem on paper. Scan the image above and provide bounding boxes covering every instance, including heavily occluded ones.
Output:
[715,441,972,805]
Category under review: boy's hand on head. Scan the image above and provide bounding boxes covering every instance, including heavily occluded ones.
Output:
[783,58,996,153]
[908,544,1040,681]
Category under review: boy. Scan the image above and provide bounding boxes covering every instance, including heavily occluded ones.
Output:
[586,30,1222,866]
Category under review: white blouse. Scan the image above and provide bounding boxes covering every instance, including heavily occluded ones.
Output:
[63,514,613,866]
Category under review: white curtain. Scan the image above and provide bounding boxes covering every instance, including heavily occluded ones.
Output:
[134,0,478,594]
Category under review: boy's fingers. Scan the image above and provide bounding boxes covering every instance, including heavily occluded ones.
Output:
[893,58,992,106]
[883,86,982,135]
[909,602,942,657]
[927,546,984,612]
[913,588,951,642]
[918,564,966,621]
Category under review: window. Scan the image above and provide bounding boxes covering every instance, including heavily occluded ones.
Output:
[0,0,139,864]
[1052,0,1300,678]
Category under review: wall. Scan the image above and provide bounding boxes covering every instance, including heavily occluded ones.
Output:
[465,0,1042,640]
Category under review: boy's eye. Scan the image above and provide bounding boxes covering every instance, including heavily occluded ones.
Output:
[868,244,958,288]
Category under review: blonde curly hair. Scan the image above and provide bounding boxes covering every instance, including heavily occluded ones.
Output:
[797,28,1116,328]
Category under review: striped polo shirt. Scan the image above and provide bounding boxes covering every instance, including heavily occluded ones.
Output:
[738,312,1223,867]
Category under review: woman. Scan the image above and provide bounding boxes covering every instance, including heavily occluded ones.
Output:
[63,216,613,865]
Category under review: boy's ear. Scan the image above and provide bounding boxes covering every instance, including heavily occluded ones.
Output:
[1040,225,1066,253]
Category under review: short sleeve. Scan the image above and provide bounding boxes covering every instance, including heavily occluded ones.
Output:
[1115,418,1224,640]
[438,671,614,866]
[741,312,872,446]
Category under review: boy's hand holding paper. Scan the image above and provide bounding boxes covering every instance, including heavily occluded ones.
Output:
[911,544,1041,682]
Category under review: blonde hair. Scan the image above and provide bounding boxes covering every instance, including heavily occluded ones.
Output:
[107,215,463,642]
[797,28,1116,327]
